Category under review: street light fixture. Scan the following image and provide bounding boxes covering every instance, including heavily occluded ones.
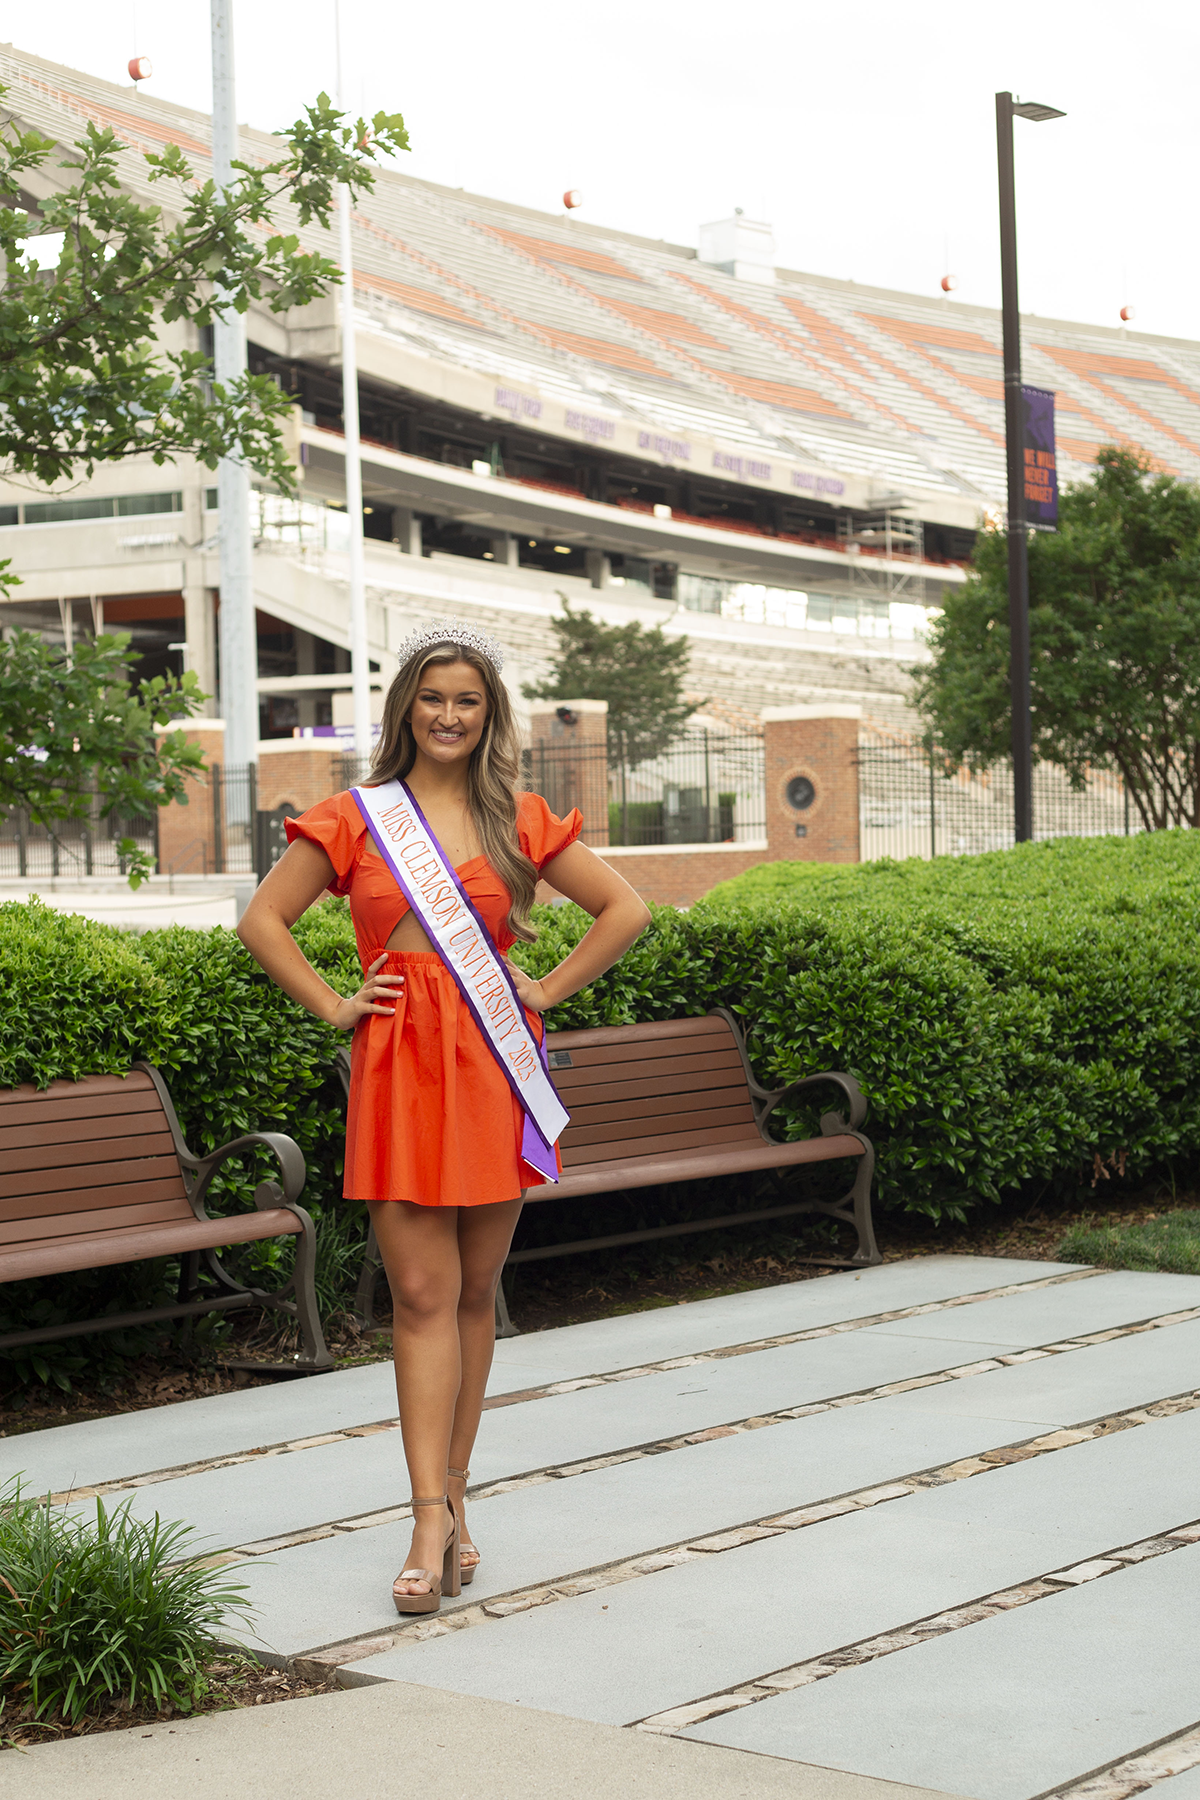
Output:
[995,90,1065,845]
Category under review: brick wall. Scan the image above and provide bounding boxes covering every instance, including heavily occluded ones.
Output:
[763,705,861,864]
[527,699,609,846]
[537,843,769,909]
[156,723,224,879]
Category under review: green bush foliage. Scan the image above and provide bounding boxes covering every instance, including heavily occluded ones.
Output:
[0,1480,249,1727]
[1058,1211,1200,1276]
[1,829,1195,1337]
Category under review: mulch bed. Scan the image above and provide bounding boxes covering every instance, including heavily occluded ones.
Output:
[0,1658,340,1751]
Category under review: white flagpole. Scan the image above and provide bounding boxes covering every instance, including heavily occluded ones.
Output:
[335,0,372,767]
[210,0,258,786]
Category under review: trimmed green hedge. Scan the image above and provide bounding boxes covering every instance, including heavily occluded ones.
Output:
[1,830,1196,1285]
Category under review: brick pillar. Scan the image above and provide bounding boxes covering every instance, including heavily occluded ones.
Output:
[527,699,609,846]
[156,721,225,878]
[762,704,861,863]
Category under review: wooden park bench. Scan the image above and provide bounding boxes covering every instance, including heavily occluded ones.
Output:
[0,1064,333,1371]
[349,1009,879,1337]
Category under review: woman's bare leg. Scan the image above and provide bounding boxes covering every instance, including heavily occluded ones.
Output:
[448,1196,524,1560]
[368,1200,464,1594]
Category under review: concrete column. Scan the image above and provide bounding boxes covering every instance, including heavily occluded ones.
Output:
[182,575,218,716]
[489,532,519,567]
[527,698,609,846]
[762,704,861,863]
[585,549,610,590]
[393,509,422,556]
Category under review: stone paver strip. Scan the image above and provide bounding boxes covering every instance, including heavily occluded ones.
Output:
[63,1299,1200,1570]
[37,1261,1108,1508]
[10,1254,1087,1497]
[1058,1734,1200,1800]
[687,1544,1200,1800]
[331,1397,1200,1712]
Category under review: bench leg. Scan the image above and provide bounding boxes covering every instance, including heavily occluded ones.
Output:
[847,1139,882,1266]
[288,1208,335,1369]
[494,1275,520,1339]
[352,1222,387,1331]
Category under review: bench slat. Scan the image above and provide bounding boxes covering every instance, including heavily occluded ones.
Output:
[0,1164,189,1216]
[551,1065,755,1109]
[2,1127,180,1175]
[0,1207,303,1284]
[565,1086,755,1130]
[564,1101,757,1149]
[0,1088,165,1131]
[549,1133,866,1198]
[561,1120,765,1167]
[0,1071,156,1108]
[0,1188,197,1245]
[550,1046,744,1089]
[546,1017,732,1052]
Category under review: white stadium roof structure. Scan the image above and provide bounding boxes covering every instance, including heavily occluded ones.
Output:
[5,44,1200,730]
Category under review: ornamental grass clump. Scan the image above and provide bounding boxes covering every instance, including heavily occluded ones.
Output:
[0,1480,251,1728]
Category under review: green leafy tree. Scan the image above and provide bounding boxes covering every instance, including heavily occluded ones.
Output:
[0,632,207,885]
[0,84,408,877]
[912,448,1200,830]
[523,600,698,764]
[0,87,408,502]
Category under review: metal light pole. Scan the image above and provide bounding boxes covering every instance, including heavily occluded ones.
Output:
[995,91,1065,844]
[334,0,373,766]
[210,0,258,782]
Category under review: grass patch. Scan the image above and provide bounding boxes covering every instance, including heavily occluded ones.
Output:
[0,1481,250,1733]
[1058,1209,1200,1276]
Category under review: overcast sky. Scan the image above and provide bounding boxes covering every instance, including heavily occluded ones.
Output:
[10,0,1196,341]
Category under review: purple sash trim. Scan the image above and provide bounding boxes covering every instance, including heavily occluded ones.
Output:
[351,780,566,1184]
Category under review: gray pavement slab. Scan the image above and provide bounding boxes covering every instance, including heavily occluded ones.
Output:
[490,1257,1085,1383]
[882,1317,1200,1426]
[859,1269,1200,1349]
[3,1254,1068,1498]
[690,1544,1200,1800]
[0,1680,968,1800]
[349,1406,1200,1725]
[232,1388,1055,1655]
[80,1327,1015,1553]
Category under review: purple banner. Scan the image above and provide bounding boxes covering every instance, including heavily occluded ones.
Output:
[1022,385,1058,527]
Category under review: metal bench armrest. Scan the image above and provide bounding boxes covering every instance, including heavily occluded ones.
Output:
[758,1071,868,1137]
[189,1132,308,1220]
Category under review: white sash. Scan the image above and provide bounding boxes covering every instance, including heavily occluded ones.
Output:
[351,779,568,1184]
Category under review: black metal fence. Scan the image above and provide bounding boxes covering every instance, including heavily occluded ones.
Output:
[522,729,766,848]
[0,798,158,880]
[857,729,1135,862]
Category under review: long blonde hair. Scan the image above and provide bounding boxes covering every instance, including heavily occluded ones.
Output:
[368,639,539,942]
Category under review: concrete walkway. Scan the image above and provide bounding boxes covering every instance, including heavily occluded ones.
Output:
[5,1254,1200,1799]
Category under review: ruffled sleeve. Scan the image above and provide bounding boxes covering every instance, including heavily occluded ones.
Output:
[284,792,367,897]
[517,792,584,874]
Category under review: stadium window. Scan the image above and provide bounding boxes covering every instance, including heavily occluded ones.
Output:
[205,488,218,509]
[0,506,17,527]
[115,492,183,516]
[23,496,117,524]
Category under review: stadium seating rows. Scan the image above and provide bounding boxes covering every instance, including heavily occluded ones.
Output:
[7,46,1200,506]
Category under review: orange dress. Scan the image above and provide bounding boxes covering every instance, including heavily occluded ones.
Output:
[286,790,582,1207]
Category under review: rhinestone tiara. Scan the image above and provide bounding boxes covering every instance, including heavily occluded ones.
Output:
[394,619,505,675]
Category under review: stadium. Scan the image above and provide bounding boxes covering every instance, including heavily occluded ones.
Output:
[2,44,1197,883]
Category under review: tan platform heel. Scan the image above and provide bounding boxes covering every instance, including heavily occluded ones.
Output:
[447,1467,480,1585]
[392,1495,460,1615]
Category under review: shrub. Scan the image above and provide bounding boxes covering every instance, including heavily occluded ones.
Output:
[0,1481,249,1726]
[2,828,1198,1317]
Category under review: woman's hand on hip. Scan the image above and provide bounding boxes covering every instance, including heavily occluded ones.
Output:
[330,954,404,1030]
[506,958,550,1014]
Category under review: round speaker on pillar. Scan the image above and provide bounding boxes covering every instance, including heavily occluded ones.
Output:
[786,775,815,811]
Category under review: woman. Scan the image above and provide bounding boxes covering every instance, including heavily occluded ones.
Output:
[237,621,650,1615]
